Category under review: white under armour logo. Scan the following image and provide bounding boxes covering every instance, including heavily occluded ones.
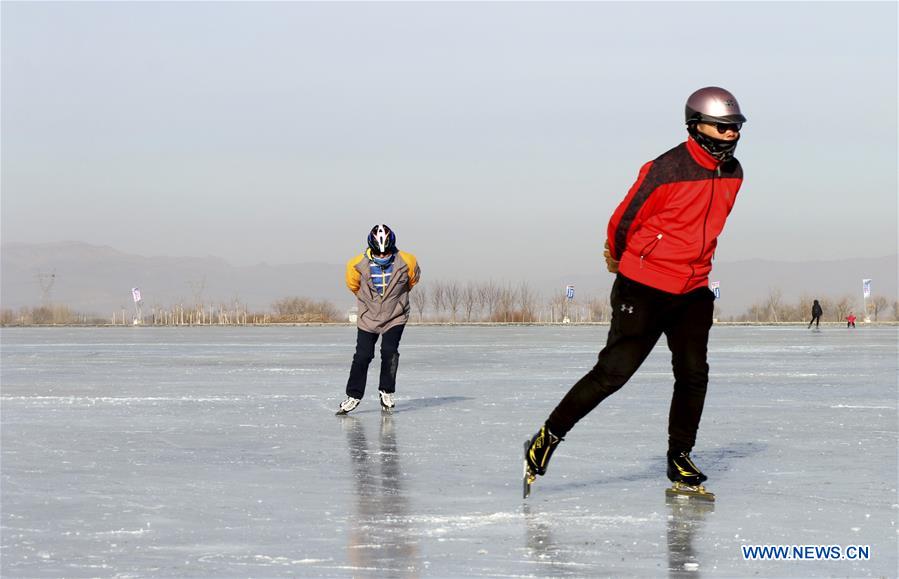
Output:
[620,304,634,314]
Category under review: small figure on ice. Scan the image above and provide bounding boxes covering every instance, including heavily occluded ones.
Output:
[337,224,421,415]
[524,87,748,501]
[808,299,823,330]
[846,312,857,328]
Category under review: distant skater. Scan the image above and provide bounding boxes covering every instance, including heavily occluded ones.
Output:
[337,224,420,415]
[846,312,857,328]
[808,299,823,329]
[524,87,747,499]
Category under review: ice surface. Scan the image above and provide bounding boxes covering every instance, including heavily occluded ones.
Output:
[2,325,896,577]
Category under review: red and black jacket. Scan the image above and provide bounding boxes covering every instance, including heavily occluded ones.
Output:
[607,136,743,294]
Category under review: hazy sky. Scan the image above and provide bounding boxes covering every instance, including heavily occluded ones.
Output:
[2,1,896,282]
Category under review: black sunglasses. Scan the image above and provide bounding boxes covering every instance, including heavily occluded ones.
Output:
[714,122,742,134]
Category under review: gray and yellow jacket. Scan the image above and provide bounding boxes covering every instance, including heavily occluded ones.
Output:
[346,248,420,334]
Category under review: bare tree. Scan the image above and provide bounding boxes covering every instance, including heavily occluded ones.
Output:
[272,297,339,322]
[833,295,855,323]
[410,284,428,323]
[764,287,783,322]
[478,281,500,322]
[517,282,538,322]
[444,281,462,323]
[741,302,764,323]
[816,297,833,322]
[462,283,480,322]
[497,283,518,322]
[870,296,889,321]
[0,308,16,325]
[430,282,446,322]
[588,296,611,322]
[548,294,567,323]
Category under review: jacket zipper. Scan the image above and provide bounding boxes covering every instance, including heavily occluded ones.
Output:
[683,166,718,291]
[639,233,663,268]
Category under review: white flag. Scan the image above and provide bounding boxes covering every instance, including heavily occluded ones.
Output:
[132,287,142,303]
[862,279,872,299]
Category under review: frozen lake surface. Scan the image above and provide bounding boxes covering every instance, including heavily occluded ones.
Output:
[2,325,897,577]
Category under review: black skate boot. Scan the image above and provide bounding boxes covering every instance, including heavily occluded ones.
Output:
[523,424,563,498]
[667,450,707,485]
[666,450,714,502]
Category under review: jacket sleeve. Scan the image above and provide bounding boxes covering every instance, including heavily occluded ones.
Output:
[345,254,364,293]
[398,251,420,289]
[606,160,655,261]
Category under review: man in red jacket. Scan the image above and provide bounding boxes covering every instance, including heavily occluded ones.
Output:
[525,87,746,498]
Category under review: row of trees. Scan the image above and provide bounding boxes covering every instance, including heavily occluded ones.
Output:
[735,289,897,323]
[408,280,612,323]
[408,281,899,324]
[0,299,341,326]
[0,305,107,326]
[2,283,897,325]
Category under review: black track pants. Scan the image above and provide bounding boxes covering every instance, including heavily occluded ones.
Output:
[546,274,714,452]
[346,324,405,398]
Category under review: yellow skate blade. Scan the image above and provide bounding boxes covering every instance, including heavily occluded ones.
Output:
[523,440,535,499]
[665,482,715,502]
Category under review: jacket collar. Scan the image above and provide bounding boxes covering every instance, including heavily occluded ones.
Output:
[364,248,404,294]
[686,136,720,171]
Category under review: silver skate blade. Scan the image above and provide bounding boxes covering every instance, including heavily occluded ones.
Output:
[523,440,535,499]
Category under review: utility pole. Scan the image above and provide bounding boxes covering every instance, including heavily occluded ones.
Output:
[36,269,56,306]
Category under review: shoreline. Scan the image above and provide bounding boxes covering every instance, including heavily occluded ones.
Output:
[2,321,897,328]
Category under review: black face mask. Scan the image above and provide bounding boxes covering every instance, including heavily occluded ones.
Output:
[688,125,740,162]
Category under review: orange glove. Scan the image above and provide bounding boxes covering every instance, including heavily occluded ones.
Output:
[603,240,619,274]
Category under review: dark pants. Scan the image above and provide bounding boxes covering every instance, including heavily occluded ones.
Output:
[547,274,715,453]
[808,315,821,328]
[346,325,405,398]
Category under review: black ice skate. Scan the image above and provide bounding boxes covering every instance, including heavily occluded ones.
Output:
[523,425,563,498]
[666,450,715,502]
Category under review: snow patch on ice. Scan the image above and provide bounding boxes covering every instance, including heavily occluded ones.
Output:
[0,394,303,406]
[408,511,659,536]
[91,528,153,537]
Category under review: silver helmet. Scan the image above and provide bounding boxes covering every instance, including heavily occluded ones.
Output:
[685,87,746,126]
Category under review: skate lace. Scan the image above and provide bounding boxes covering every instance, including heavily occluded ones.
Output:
[677,453,702,475]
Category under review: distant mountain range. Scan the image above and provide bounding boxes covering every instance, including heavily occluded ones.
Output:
[1,242,347,316]
[1,242,896,317]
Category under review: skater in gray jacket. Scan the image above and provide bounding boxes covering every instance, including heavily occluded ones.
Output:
[337,224,420,415]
